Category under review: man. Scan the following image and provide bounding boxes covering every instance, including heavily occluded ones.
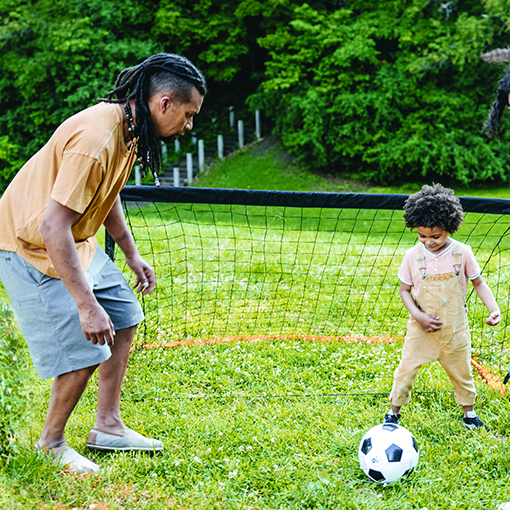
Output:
[0,53,206,473]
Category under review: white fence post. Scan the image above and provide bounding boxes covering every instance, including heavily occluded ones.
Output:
[198,139,205,172]
[186,153,193,182]
[238,120,244,148]
[173,167,180,187]
[192,133,197,145]
[255,110,261,140]
[187,161,193,184]
[218,134,224,159]
[135,165,141,186]
[174,139,180,153]
[161,140,168,163]
[229,106,235,128]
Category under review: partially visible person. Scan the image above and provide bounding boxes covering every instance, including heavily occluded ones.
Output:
[384,184,500,431]
[484,64,510,139]
[0,53,206,473]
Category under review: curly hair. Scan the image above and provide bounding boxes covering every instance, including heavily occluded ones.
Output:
[403,184,463,233]
[99,53,207,183]
[484,64,510,139]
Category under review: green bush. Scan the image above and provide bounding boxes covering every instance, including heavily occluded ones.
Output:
[0,302,28,464]
[0,136,23,194]
[252,0,510,185]
[3,0,510,188]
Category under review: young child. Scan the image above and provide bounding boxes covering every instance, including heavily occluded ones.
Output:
[385,184,500,431]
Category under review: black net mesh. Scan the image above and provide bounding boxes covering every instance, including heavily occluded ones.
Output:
[112,187,510,374]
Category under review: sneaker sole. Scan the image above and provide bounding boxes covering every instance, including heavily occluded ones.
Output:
[86,443,163,452]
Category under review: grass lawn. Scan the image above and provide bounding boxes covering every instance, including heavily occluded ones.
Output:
[3,305,510,509]
[2,139,510,508]
[2,312,510,509]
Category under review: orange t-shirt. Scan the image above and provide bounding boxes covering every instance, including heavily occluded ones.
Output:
[0,102,136,278]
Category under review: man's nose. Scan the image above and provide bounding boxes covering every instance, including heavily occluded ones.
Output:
[185,118,193,130]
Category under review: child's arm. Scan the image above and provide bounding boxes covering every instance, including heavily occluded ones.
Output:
[400,282,443,332]
[471,275,500,326]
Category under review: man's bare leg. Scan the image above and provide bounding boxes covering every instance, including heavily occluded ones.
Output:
[37,364,98,452]
[86,325,163,451]
[88,325,136,440]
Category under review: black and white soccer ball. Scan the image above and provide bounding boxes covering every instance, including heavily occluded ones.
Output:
[358,423,419,485]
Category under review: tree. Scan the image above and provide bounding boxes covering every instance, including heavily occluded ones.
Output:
[0,0,158,191]
[251,0,510,185]
[2,0,510,189]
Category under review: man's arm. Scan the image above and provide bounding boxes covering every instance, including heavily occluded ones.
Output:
[40,199,115,345]
[103,196,155,295]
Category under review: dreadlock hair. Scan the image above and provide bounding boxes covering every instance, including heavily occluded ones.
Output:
[484,64,510,139]
[403,183,464,234]
[99,53,207,182]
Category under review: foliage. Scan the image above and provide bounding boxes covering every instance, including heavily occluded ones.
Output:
[3,337,510,508]
[2,0,510,189]
[0,136,23,194]
[0,0,159,167]
[0,301,28,463]
[251,0,510,185]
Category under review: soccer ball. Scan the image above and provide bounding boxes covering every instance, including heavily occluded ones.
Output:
[358,423,419,485]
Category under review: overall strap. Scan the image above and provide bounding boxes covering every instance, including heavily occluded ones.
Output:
[452,241,461,276]
[416,243,426,279]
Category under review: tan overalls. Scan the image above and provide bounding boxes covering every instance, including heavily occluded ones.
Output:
[390,242,477,407]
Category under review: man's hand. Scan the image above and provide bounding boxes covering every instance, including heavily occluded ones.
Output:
[126,254,156,295]
[414,311,443,333]
[79,302,116,345]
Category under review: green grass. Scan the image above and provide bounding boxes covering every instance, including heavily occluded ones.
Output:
[191,140,344,192]
[3,140,510,508]
[3,325,510,509]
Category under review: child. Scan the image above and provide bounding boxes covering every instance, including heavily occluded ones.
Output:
[384,184,500,431]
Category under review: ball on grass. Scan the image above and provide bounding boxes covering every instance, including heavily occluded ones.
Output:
[358,423,419,486]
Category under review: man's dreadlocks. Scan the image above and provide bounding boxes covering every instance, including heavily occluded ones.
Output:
[99,53,207,184]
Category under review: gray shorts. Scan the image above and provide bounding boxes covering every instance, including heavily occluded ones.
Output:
[0,246,144,379]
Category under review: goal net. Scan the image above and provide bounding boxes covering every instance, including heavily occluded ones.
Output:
[110,186,510,374]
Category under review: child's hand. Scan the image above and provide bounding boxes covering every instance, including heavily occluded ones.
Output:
[486,310,501,326]
[415,311,443,332]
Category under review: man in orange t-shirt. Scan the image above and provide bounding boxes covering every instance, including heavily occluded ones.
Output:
[0,53,206,473]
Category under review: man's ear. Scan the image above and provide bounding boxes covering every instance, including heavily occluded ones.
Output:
[161,95,173,113]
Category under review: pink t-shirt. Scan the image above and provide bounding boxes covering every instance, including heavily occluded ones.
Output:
[398,240,481,296]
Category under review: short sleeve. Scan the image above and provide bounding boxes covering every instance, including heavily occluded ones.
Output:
[463,244,481,280]
[51,152,103,214]
[398,249,414,286]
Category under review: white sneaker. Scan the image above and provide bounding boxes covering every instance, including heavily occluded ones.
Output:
[56,445,100,474]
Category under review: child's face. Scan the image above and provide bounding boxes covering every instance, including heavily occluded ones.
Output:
[416,226,450,253]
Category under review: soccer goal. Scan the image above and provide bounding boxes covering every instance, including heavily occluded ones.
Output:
[110,186,510,374]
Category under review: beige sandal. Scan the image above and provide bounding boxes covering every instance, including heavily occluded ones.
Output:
[87,428,163,452]
[36,440,100,474]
